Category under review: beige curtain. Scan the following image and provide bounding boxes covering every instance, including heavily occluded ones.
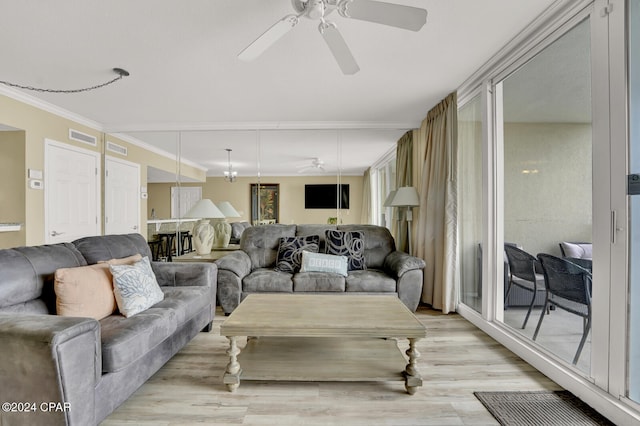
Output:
[415,92,458,313]
[394,131,413,252]
[360,168,373,224]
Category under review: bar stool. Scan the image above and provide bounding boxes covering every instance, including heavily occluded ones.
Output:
[157,232,177,261]
[147,239,163,261]
[180,231,193,254]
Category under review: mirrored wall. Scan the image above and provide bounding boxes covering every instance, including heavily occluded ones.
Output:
[117,128,401,261]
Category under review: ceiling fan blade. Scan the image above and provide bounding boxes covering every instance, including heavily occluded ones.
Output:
[319,22,360,75]
[238,14,300,61]
[339,0,427,32]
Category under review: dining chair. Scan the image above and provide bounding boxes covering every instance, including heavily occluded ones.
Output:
[534,253,592,365]
[504,244,546,329]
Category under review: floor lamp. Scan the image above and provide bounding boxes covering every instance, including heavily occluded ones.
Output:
[383,189,397,230]
[391,187,420,254]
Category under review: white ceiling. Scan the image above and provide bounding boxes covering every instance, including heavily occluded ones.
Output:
[0,0,559,179]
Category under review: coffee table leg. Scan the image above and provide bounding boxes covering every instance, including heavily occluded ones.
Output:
[223,336,241,392]
[404,338,422,394]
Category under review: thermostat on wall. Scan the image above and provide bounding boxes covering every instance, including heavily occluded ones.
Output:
[29,179,43,190]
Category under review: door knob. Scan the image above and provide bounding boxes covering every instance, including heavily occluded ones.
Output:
[50,230,65,237]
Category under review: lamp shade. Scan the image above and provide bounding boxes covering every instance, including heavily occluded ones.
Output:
[390,186,420,207]
[217,201,241,218]
[383,190,397,207]
[184,199,225,219]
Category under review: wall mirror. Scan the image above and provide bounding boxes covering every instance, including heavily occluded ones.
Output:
[104,127,401,261]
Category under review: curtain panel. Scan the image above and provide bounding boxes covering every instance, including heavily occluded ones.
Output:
[415,92,458,313]
[394,131,413,252]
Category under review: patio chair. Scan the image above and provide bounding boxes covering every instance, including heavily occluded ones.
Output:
[534,253,592,365]
[504,244,546,329]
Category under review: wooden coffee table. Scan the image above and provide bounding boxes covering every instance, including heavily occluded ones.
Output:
[220,294,427,394]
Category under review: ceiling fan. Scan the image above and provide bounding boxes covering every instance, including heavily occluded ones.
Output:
[238,0,428,75]
[297,157,326,173]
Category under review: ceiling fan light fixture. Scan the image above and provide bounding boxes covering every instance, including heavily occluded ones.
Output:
[240,0,427,74]
[224,148,237,183]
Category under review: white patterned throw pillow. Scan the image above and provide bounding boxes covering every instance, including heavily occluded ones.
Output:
[109,256,164,317]
[300,251,348,277]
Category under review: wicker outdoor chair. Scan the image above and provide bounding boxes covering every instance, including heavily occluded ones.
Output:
[534,253,592,365]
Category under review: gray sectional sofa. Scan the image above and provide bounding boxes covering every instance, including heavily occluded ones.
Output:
[0,233,217,426]
[215,224,425,314]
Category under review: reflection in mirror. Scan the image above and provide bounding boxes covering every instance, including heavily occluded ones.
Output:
[498,18,592,372]
[0,124,26,248]
[127,127,399,259]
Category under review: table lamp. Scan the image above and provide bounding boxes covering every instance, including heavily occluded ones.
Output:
[214,201,241,248]
[184,199,225,255]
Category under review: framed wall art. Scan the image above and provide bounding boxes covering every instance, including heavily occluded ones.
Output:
[250,183,279,225]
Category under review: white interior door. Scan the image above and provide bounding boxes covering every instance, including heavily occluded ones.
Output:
[45,139,100,243]
[105,156,140,235]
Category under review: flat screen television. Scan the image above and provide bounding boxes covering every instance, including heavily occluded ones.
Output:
[304,184,350,209]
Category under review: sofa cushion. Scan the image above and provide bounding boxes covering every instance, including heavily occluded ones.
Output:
[296,224,336,252]
[231,221,251,239]
[73,233,152,265]
[243,269,293,292]
[154,286,211,326]
[325,230,366,271]
[0,244,87,314]
[110,257,164,317]
[274,235,320,273]
[99,307,178,373]
[54,264,118,320]
[338,225,396,270]
[345,269,396,292]
[241,224,297,269]
[293,272,345,292]
[300,251,348,277]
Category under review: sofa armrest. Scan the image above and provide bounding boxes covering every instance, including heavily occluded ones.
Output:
[152,261,218,289]
[214,251,251,315]
[0,314,100,426]
[384,251,426,278]
[214,251,251,278]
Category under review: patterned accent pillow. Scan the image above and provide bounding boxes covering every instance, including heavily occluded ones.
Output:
[109,256,164,317]
[325,230,366,271]
[274,235,320,273]
[300,251,348,277]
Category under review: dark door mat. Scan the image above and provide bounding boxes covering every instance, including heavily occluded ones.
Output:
[474,391,615,426]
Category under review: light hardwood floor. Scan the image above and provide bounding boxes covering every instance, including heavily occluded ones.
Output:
[102,306,561,425]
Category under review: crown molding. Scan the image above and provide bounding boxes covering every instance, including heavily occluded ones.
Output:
[0,85,103,131]
[104,120,419,133]
[109,132,207,172]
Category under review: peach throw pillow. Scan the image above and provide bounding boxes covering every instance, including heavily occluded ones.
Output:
[55,254,142,320]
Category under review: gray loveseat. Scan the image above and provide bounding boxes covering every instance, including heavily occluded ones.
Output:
[215,224,425,314]
[0,233,217,426]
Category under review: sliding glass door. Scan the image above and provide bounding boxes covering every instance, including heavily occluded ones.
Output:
[496,17,594,373]
[456,0,640,422]
[458,95,483,314]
